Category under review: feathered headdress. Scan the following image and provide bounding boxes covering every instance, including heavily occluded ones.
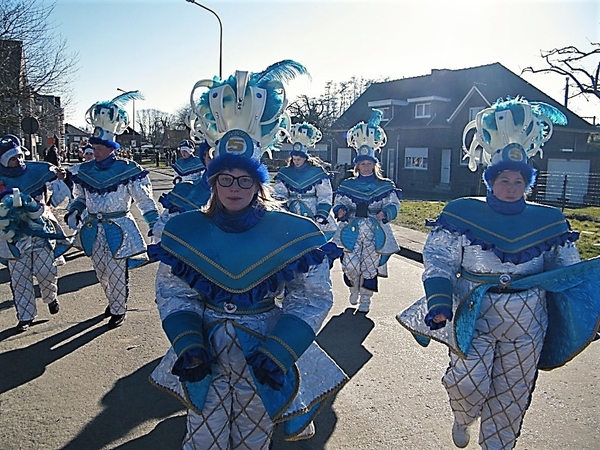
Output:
[287,122,322,159]
[191,60,309,183]
[85,90,144,149]
[347,109,387,164]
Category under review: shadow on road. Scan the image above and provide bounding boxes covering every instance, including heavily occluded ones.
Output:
[0,314,108,394]
[57,269,99,294]
[272,307,375,448]
[61,359,184,450]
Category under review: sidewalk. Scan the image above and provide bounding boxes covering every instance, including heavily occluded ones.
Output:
[391,223,426,263]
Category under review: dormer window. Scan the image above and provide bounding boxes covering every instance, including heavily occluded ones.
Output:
[379,107,391,121]
[415,103,431,118]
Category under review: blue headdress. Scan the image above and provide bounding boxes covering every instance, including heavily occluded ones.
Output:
[347,109,387,164]
[462,96,567,191]
[190,60,309,183]
[287,122,322,159]
[0,135,30,167]
[85,90,144,150]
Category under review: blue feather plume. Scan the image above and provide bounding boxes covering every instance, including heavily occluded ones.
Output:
[252,60,310,84]
[531,102,568,126]
[110,90,145,107]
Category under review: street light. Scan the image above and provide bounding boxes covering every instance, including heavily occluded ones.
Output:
[116,87,136,134]
[185,0,223,78]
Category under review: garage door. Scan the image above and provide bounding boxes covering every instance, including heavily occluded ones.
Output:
[545,158,590,205]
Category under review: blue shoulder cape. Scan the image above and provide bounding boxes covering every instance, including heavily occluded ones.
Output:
[336,177,397,204]
[159,176,211,213]
[275,165,329,194]
[172,156,205,177]
[72,158,147,194]
[430,197,578,264]
[0,162,56,197]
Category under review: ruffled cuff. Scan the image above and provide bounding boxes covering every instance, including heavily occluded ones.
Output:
[424,306,453,330]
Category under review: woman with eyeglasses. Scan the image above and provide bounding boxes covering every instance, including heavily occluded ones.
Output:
[149,63,347,449]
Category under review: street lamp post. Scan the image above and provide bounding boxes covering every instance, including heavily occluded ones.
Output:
[185,0,223,78]
[116,87,136,145]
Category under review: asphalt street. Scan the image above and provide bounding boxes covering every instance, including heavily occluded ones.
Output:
[0,168,598,450]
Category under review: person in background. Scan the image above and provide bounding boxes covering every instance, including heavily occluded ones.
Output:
[172,139,205,184]
[332,109,400,313]
[0,134,70,332]
[397,97,600,449]
[65,90,159,329]
[44,144,60,167]
[273,122,337,240]
[149,62,347,449]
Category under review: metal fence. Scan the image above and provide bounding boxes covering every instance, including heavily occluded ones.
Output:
[532,171,600,210]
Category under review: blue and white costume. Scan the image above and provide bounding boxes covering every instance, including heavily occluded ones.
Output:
[0,135,69,328]
[150,62,348,449]
[172,143,205,183]
[66,91,159,322]
[332,110,400,312]
[397,98,598,449]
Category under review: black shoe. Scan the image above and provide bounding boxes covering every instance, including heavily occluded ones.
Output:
[16,320,33,332]
[104,306,111,318]
[108,314,126,329]
[48,300,60,315]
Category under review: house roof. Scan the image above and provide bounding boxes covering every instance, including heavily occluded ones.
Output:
[64,123,88,136]
[333,62,597,133]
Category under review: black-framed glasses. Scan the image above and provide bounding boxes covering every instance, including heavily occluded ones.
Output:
[216,174,255,189]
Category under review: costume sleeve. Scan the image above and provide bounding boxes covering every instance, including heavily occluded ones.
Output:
[255,258,333,374]
[128,175,159,227]
[315,177,333,217]
[543,241,581,271]
[156,262,206,356]
[67,182,86,214]
[333,191,354,216]
[380,189,400,221]
[272,179,289,202]
[421,227,464,312]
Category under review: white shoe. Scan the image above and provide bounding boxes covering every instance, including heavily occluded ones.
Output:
[349,291,359,305]
[452,421,470,448]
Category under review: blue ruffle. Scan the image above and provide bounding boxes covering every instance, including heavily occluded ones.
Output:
[148,241,342,307]
[426,214,580,265]
[335,189,393,206]
[71,170,149,194]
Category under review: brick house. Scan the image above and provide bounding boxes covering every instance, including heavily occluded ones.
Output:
[329,63,599,204]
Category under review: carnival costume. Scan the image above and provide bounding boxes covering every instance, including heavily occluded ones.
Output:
[332,109,400,312]
[273,122,336,240]
[397,98,599,449]
[0,135,70,331]
[149,61,348,449]
[172,139,206,183]
[65,91,159,327]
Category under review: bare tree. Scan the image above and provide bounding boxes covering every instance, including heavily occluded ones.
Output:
[522,42,600,107]
[0,0,78,134]
[136,108,172,148]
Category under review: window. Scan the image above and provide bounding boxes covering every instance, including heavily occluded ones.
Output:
[379,106,391,120]
[415,103,431,118]
[469,106,485,121]
[405,147,428,170]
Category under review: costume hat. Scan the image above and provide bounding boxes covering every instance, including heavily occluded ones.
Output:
[85,91,144,150]
[287,122,322,159]
[346,109,387,164]
[0,134,30,167]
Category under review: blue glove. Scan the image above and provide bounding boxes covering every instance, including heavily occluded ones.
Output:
[424,306,453,330]
[247,352,285,390]
[171,347,214,383]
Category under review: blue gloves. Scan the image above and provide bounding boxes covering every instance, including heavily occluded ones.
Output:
[247,352,285,391]
[171,347,214,383]
[424,306,453,330]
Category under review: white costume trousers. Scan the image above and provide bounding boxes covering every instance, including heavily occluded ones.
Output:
[90,227,128,315]
[9,237,58,321]
[442,289,547,450]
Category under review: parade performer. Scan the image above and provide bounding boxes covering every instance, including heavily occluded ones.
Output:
[273,122,337,239]
[149,61,348,449]
[332,109,400,313]
[397,97,600,449]
[172,138,206,183]
[65,91,159,329]
[0,134,70,332]
[152,139,213,241]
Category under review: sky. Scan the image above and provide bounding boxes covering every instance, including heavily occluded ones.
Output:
[45,0,599,129]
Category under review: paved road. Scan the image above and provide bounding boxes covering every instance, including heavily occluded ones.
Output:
[0,168,598,449]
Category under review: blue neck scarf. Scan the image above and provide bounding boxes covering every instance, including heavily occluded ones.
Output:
[213,198,265,233]
[486,193,526,215]
[95,153,116,170]
[0,163,27,178]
